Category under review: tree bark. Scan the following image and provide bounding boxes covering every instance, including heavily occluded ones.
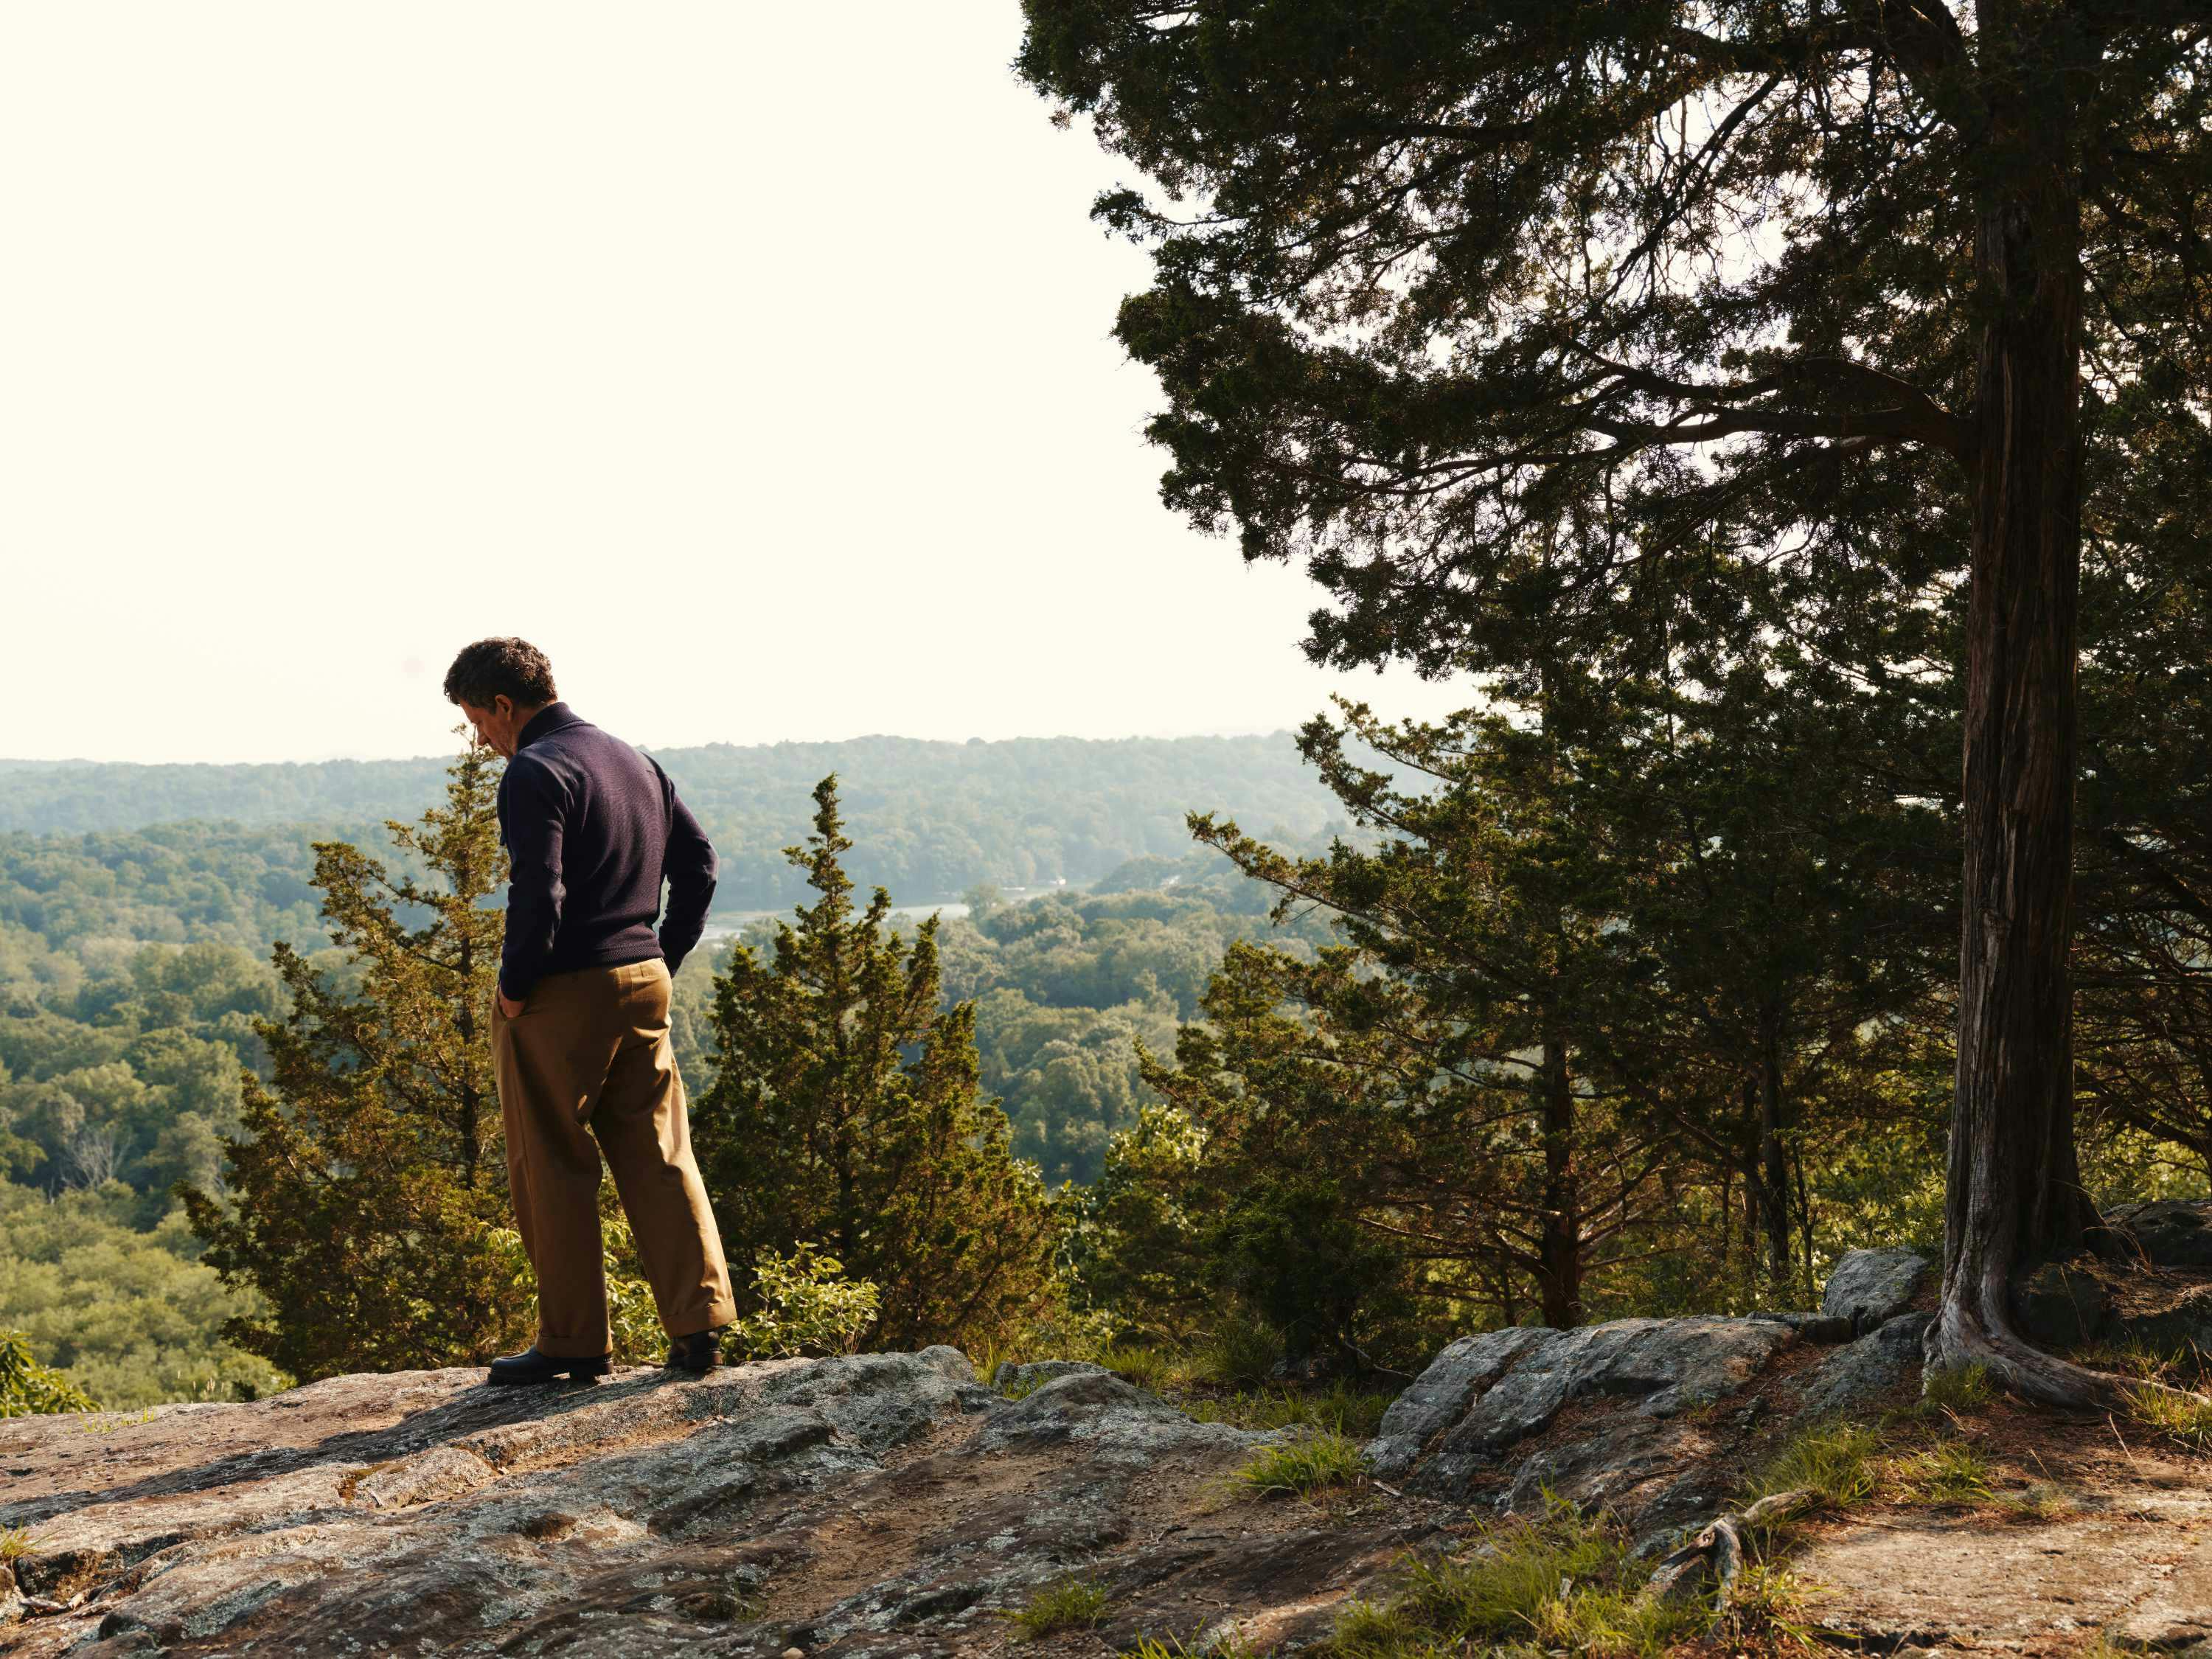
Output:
[1537,1038,1583,1328]
[1932,29,2109,1402]
[1758,1021,1790,1293]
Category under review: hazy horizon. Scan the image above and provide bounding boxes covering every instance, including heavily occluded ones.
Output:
[0,723,1344,771]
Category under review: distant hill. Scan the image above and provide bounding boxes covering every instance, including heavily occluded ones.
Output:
[0,732,1382,915]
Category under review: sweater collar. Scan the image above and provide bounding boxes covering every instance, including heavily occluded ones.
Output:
[515,700,585,752]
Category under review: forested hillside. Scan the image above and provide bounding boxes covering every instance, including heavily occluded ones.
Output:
[0,732,1368,911]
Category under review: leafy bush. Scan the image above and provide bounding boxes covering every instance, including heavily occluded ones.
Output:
[729,1244,880,1360]
[0,1327,97,1418]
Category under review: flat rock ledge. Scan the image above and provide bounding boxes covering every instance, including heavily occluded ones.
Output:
[0,1350,1447,1658]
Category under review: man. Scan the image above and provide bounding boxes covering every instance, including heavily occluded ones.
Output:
[443,636,738,1383]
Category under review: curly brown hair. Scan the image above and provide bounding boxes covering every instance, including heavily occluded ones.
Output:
[443,637,558,709]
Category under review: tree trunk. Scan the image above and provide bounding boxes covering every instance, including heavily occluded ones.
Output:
[1758,1023,1790,1294]
[1794,1144,1815,1299]
[1933,47,2108,1402]
[1536,1038,1583,1328]
[1719,1163,1733,1282]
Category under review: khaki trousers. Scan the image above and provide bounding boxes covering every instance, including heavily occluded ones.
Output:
[490,957,737,1358]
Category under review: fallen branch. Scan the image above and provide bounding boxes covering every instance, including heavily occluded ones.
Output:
[1639,1488,1817,1607]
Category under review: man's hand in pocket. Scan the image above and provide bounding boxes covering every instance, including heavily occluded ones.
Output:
[498,989,526,1020]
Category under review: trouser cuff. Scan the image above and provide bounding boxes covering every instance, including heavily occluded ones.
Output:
[667,1298,740,1341]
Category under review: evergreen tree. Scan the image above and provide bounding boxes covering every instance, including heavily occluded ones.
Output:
[1015,0,2212,1401]
[1167,709,1675,1333]
[1578,672,1953,1302]
[692,774,1058,1352]
[181,737,528,1380]
[2074,487,2212,1183]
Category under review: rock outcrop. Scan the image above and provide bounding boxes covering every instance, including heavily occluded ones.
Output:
[1820,1248,1930,1333]
[2112,1197,2212,1269]
[1795,1313,1934,1420]
[1368,1251,1947,1545]
[0,1350,1443,1658]
[1366,1316,1806,1542]
[2008,1222,2212,1358]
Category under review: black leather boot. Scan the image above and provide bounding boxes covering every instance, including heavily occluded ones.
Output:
[664,1324,729,1374]
[486,1346,613,1385]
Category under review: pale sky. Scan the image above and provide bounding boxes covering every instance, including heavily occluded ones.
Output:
[0,3,1479,765]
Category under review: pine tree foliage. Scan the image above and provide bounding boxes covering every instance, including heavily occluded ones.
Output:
[181,737,529,1380]
[692,774,1058,1352]
[1076,671,1955,1346]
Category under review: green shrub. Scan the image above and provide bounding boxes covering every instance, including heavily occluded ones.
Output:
[1209,1176,1411,1374]
[730,1244,881,1360]
[0,1328,97,1419]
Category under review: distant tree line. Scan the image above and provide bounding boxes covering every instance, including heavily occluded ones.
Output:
[0,733,1374,913]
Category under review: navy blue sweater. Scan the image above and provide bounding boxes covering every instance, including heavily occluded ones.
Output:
[495,702,719,1000]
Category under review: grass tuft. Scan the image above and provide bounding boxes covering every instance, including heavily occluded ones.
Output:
[1236,1430,1368,1498]
[1195,1316,1283,1388]
[2002,1481,2077,1522]
[0,1525,36,1562]
[2076,1339,2208,1389]
[1896,1439,1994,1506]
[1717,1561,1823,1652]
[1741,1419,1880,1512]
[2129,1383,2212,1451]
[996,1368,1059,1402]
[1919,1362,1997,1414]
[1102,1343,1180,1394]
[1003,1577,1109,1640]
[1315,1496,1708,1658]
[1125,1632,1262,1658]
[1183,1381,1394,1439]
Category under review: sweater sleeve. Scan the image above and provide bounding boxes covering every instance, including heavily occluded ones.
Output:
[499,757,568,1000]
[655,757,718,978]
